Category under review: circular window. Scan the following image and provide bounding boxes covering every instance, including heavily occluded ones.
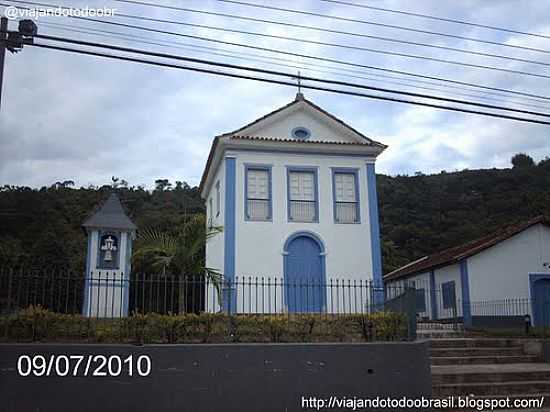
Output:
[291,127,311,140]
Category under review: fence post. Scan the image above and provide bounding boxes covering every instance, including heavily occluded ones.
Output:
[405,287,417,341]
[452,300,458,331]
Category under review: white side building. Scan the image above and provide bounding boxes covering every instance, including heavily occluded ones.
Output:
[200,93,387,313]
[384,217,550,327]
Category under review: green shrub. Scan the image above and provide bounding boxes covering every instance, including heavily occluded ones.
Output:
[0,307,408,343]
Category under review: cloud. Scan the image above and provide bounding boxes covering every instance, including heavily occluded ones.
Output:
[0,0,549,188]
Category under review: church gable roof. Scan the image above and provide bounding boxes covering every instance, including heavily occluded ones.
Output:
[82,193,137,231]
[222,93,386,147]
[199,94,387,197]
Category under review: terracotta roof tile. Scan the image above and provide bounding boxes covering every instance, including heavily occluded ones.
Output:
[384,215,550,281]
[230,135,372,146]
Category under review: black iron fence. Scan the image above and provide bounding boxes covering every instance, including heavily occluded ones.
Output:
[0,268,418,342]
[0,268,417,315]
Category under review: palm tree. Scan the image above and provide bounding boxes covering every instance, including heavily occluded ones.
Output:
[133,213,223,313]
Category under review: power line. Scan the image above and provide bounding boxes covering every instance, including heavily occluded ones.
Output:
[214,0,550,55]
[115,0,550,67]
[30,33,550,119]
[321,0,550,40]
[3,2,550,102]
[63,8,550,79]
[37,21,550,112]
[26,41,550,125]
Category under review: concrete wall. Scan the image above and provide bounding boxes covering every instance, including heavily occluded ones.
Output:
[0,342,432,412]
[468,224,550,304]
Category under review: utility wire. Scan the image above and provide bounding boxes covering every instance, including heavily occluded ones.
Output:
[321,0,550,41]
[3,2,550,102]
[52,8,550,79]
[31,33,550,119]
[37,21,550,111]
[8,0,550,73]
[27,41,550,125]
[214,0,550,54]
[116,0,550,65]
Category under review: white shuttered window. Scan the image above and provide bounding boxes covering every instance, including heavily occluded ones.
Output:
[246,168,271,221]
[288,170,317,222]
[334,172,359,223]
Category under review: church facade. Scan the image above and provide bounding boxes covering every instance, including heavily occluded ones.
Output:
[200,94,387,313]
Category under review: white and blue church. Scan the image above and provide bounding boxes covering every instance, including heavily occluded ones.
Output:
[200,93,387,313]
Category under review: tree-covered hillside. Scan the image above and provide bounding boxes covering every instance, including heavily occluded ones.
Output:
[1,156,549,274]
[379,156,550,272]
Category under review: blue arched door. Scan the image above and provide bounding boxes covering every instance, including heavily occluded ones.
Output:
[284,233,325,313]
[533,278,550,326]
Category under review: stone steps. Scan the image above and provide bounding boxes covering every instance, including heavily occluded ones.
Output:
[431,346,524,357]
[431,355,540,365]
[430,338,548,401]
[437,393,549,411]
[434,380,550,396]
[418,331,463,339]
[433,368,550,384]
[430,338,526,348]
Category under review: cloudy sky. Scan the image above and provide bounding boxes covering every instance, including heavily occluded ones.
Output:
[1,0,549,188]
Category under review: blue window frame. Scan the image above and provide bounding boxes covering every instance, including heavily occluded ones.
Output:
[442,281,456,309]
[291,127,311,140]
[416,288,426,313]
[287,166,319,223]
[331,168,360,224]
[244,164,272,221]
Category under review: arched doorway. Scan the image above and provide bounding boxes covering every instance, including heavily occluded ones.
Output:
[283,232,326,313]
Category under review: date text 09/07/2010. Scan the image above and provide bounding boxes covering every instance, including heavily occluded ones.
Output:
[16,354,152,377]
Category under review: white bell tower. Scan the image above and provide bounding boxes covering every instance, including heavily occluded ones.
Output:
[82,193,137,317]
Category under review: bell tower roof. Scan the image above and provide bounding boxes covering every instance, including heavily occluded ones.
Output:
[82,193,137,231]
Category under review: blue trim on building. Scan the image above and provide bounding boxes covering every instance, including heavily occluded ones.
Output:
[459,260,472,328]
[223,156,237,312]
[366,163,383,305]
[283,230,326,254]
[529,273,550,327]
[123,233,133,316]
[331,167,361,224]
[244,163,273,222]
[429,269,438,320]
[82,232,93,316]
[283,231,327,313]
[286,166,319,223]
